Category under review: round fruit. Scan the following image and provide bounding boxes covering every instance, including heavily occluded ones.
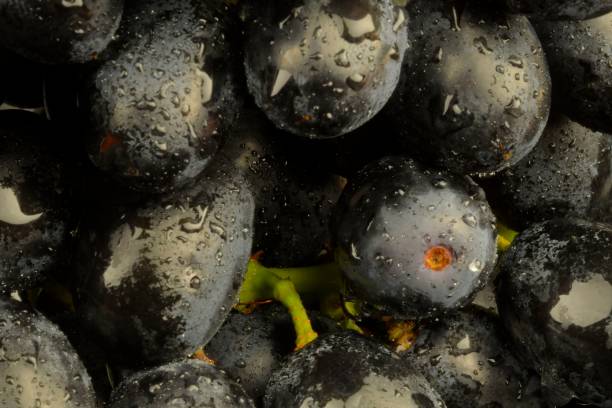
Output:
[0,0,123,64]
[0,110,75,294]
[265,331,445,407]
[533,11,612,133]
[484,113,611,230]
[84,0,241,192]
[410,306,543,408]
[206,303,337,401]
[385,0,551,175]
[333,156,497,320]
[109,359,255,407]
[244,0,408,138]
[76,159,255,367]
[0,298,97,408]
[497,219,612,407]
[220,108,344,266]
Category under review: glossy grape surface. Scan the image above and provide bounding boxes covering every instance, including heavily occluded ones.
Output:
[385,0,551,175]
[265,332,445,408]
[497,219,612,407]
[244,0,408,138]
[334,156,497,319]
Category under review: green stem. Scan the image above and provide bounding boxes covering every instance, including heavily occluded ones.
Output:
[497,222,519,252]
[273,279,318,349]
[239,258,342,349]
[238,258,362,349]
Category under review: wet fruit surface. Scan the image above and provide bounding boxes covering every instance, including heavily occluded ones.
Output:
[0,0,123,64]
[1,1,611,407]
[385,0,551,175]
[0,298,97,408]
[109,359,255,407]
[244,0,408,138]
[533,11,612,134]
[484,113,612,230]
[206,303,337,402]
[497,219,612,407]
[334,156,497,320]
[84,0,241,192]
[219,108,344,267]
[75,159,255,367]
[265,331,445,408]
[0,110,74,294]
[505,0,612,20]
[410,306,543,407]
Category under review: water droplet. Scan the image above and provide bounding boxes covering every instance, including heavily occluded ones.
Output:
[462,213,477,228]
[346,73,366,91]
[189,276,201,289]
[469,259,484,273]
[432,178,448,188]
[433,47,443,63]
[180,206,208,233]
[508,55,524,68]
[473,37,493,55]
[334,49,350,68]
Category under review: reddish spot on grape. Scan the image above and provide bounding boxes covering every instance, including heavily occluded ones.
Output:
[99,132,121,153]
[424,245,453,271]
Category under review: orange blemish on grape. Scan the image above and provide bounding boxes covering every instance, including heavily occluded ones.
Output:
[423,245,453,271]
[192,348,216,366]
[99,132,122,153]
[296,114,314,124]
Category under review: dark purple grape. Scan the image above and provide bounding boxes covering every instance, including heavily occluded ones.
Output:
[533,12,612,133]
[409,307,543,408]
[75,159,255,367]
[265,331,445,407]
[505,0,612,20]
[83,0,241,192]
[0,110,75,294]
[109,360,255,408]
[483,113,611,230]
[497,219,612,407]
[206,303,337,402]
[219,108,344,267]
[385,0,551,176]
[244,0,408,139]
[0,298,97,408]
[0,0,123,65]
[333,156,497,320]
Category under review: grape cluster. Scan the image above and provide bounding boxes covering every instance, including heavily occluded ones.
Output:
[0,0,610,407]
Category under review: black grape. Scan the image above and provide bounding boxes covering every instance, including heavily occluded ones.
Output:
[0,110,75,294]
[83,0,242,192]
[0,298,97,408]
[483,113,611,230]
[219,108,344,267]
[265,332,445,407]
[244,0,408,138]
[385,0,551,175]
[333,156,497,320]
[497,219,612,407]
[109,359,255,408]
[0,0,123,65]
[533,12,612,133]
[409,306,544,408]
[75,158,255,367]
[206,303,337,403]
